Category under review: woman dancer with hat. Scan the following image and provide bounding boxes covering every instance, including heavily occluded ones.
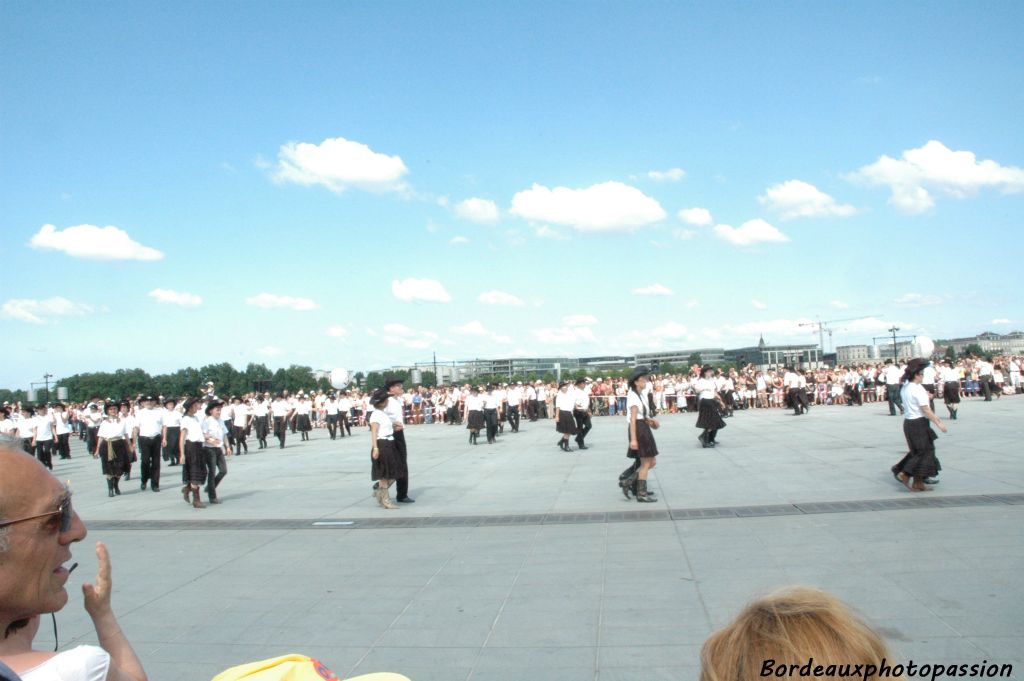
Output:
[891,358,946,492]
[369,388,406,509]
[178,397,207,508]
[617,367,660,502]
[94,402,128,497]
[554,381,578,452]
[695,366,727,448]
[464,386,485,445]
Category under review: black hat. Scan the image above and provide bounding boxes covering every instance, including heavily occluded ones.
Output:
[104,401,118,413]
[205,400,224,415]
[902,358,929,381]
[163,397,178,407]
[141,395,155,402]
[231,395,242,402]
[628,366,651,383]
[182,397,201,412]
[574,378,586,386]
[701,365,715,376]
[384,377,404,388]
[558,380,570,388]
[370,388,390,406]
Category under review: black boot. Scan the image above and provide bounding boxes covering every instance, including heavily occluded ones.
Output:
[107,478,115,498]
[113,477,121,495]
[635,479,657,503]
[619,471,637,499]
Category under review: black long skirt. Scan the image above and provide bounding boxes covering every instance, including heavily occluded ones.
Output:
[627,419,658,459]
[897,417,941,478]
[297,414,312,432]
[184,440,208,485]
[942,381,961,404]
[371,438,408,481]
[100,439,128,477]
[695,398,726,430]
[466,410,485,430]
[556,410,577,435]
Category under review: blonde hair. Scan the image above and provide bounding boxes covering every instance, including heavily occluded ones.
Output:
[700,587,896,681]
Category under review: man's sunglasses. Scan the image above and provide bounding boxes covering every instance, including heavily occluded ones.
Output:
[0,495,73,533]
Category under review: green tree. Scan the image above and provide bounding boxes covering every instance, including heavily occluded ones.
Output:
[420,371,437,387]
[944,346,957,362]
[686,352,702,366]
[352,371,365,388]
[963,343,984,358]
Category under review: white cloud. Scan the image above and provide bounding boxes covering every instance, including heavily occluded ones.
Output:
[673,228,697,240]
[893,292,943,308]
[510,181,666,232]
[532,326,596,344]
[991,318,1012,325]
[257,346,284,357]
[678,207,713,226]
[830,300,850,310]
[391,278,452,303]
[1,297,93,324]
[454,197,499,223]
[713,219,789,246]
[649,322,688,339]
[148,288,202,308]
[758,180,856,220]
[326,325,349,339]
[631,284,674,297]
[849,140,1024,214]
[842,317,912,333]
[534,225,569,240]
[29,224,163,261]
[245,293,319,310]
[478,290,525,306]
[532,314,599,345]
[449,236,469,245]
[752,300,768,310]
[452,320,512,344]
[617,322,690,351]
[273,136,408,194]
[381,323,439,350]
[685,299,700,309]
[647,168,686,182]
[564,314,598,327]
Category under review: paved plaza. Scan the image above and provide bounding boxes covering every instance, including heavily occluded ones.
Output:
[35,397,1024,680]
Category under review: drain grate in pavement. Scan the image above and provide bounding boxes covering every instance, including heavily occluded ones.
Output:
[85,492,1024,531]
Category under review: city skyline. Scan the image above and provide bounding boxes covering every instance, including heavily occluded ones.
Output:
[2,2,1022,387]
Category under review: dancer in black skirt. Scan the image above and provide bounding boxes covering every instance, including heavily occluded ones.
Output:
[178,397,207,508]
[617,367,660,502]
[554,381,578,451]
[465,386,485,444]
[939,360,961,420]
[94,402,128,497]
[891,358,947,492]
[369,389,407,509]
[694,366,727,447]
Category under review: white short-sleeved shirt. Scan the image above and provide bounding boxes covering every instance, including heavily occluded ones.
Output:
[34,416,54,441]
[97,418,126,440]
[626,390,648,419]
[693,378,717,401]
[202,416,227,449]
[181,414,205,443]
[554,390,575,412]
[464,394,483,412]
[163,407,182,427]
[370,409,394,440]
[21,644,110,681]
[901,382,931,420]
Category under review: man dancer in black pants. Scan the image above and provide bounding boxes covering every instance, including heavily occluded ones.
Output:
[572,378,593,449]
[384,378,414,503]
[527,382,539,422]
[506,382,523,433]
[135,395,163,492]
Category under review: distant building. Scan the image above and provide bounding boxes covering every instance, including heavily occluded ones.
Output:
[634,348,726,367]
[723,336,821,369]
[835,344,878,364]
[940,331,1024,356]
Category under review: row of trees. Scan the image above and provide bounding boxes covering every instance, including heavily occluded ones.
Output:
[1,364,335,404]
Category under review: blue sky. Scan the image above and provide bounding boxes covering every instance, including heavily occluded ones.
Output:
[2,1,1023,386]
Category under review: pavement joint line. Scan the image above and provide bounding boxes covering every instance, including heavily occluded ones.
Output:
[82,492,1024,531]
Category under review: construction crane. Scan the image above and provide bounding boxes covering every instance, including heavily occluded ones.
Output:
[798,315,879,353]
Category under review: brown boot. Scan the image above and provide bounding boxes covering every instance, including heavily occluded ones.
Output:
[191,487,206,508]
